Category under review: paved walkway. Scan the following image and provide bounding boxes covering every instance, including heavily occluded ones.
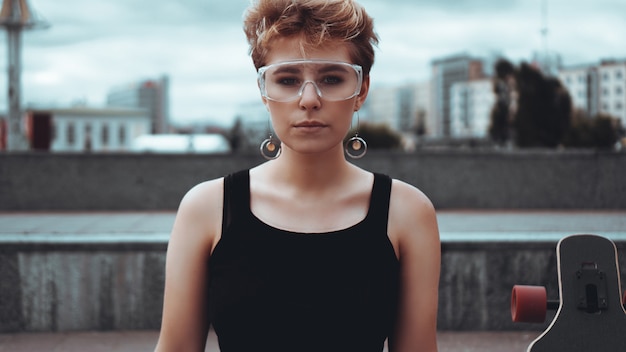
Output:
[0,330,539,352]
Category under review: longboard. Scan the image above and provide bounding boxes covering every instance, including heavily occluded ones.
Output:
[511,234,626,351]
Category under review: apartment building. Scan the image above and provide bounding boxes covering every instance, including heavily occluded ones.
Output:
[559,59,626,126]
[598,60,626,125]
[107,76,170,134]
[449,78,495,138]
[431,53,487,137]
[363,81,431,134]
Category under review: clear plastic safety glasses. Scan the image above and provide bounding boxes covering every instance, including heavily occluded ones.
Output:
[258,59,363,102]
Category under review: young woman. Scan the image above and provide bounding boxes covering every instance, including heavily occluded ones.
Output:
[154,1,440,351]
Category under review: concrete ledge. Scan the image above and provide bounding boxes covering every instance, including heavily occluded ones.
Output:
[2,235,625,332]
[2,150,625,210]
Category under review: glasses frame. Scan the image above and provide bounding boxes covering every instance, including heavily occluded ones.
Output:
[257,59,364,102]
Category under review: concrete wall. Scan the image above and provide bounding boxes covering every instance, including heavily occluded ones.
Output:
[0,241,166,332]
[1,150,625,332]
[1,150,625,210]
[2,238,624,332]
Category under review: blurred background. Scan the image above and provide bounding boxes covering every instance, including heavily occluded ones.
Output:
[0,0,624,152]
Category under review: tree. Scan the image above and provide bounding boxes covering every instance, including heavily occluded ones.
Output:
[414,109,427,137]
[488,59,516,146]
[512,63,572,148]
[228,117,246,152]
[345,123,402,150]
[562,111,623,149]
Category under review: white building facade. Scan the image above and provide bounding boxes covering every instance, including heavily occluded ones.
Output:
[431,54,488,137]
[558,65,599,117]
[364,81,431,133]
[598,61,626,126]
[47,107,150,152]
[449,78,495,138]
[559,59,626,126]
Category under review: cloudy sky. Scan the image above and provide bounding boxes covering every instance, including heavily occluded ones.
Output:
[1,0,625,126]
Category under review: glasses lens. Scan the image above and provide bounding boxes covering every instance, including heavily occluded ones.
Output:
[260,61,361,102]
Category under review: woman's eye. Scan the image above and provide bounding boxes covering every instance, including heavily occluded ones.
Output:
[276,77,300,86]
[321,76,344,85]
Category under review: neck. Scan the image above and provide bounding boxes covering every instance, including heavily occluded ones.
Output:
[264,144,356,191]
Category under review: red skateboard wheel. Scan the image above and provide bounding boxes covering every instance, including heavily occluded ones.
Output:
[511,285,548,323]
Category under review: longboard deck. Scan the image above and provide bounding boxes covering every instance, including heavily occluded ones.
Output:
[528,234,626,352]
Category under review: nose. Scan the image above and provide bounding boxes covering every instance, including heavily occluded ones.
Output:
[298,81,321,110]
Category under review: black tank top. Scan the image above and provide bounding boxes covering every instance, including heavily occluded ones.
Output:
[208,170,400,352]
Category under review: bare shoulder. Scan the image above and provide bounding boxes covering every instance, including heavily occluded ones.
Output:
[170,177,225,251]
[179,177,224,215]
[388,179,439,257]
[389,179,437,226]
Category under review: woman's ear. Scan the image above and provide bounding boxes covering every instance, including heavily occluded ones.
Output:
[258,79,270,109]
[355,75,370,110]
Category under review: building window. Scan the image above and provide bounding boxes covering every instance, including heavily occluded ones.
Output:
[617,102,623,110]
[119,125,126,145]
[101,124,109,146]
[67,122,75,145]
[616,70,623,80]
[602,102,609,111]
[84,123,92,151]
[602,72,610,81]
[602,88,609,96]
[617,86,623,95]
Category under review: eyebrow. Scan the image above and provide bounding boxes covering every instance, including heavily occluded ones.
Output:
[270,63,351,75]
[317,65,350,74]
[271,66,302,75]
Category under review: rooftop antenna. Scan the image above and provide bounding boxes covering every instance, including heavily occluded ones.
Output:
[0,0,49,151]
[540,0,550,74]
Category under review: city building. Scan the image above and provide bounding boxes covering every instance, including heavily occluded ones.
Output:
[364,81,431,134]
[431,53,488,137]
[598,60,626,125]
[558,64,599,117]
[0,116,6,150]
[559,59,626,126]
[531,51,563,77]
[449,78,495,138]
[106,75,170,134]
[26,107,150,152]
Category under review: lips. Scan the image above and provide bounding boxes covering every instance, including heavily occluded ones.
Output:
[294,121,328,128]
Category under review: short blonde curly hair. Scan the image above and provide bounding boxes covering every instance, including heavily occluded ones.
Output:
[243,0,378,76]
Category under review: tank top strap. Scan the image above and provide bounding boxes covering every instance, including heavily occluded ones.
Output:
[366,173,392,232]
[221,169,251,235]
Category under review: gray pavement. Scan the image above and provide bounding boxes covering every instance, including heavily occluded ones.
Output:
[1,210,625,351]
[0,330,539,352]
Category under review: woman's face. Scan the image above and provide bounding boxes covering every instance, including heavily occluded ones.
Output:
[260,36,369,158]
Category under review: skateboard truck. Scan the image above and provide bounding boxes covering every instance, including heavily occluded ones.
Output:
[576,262,608,313]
